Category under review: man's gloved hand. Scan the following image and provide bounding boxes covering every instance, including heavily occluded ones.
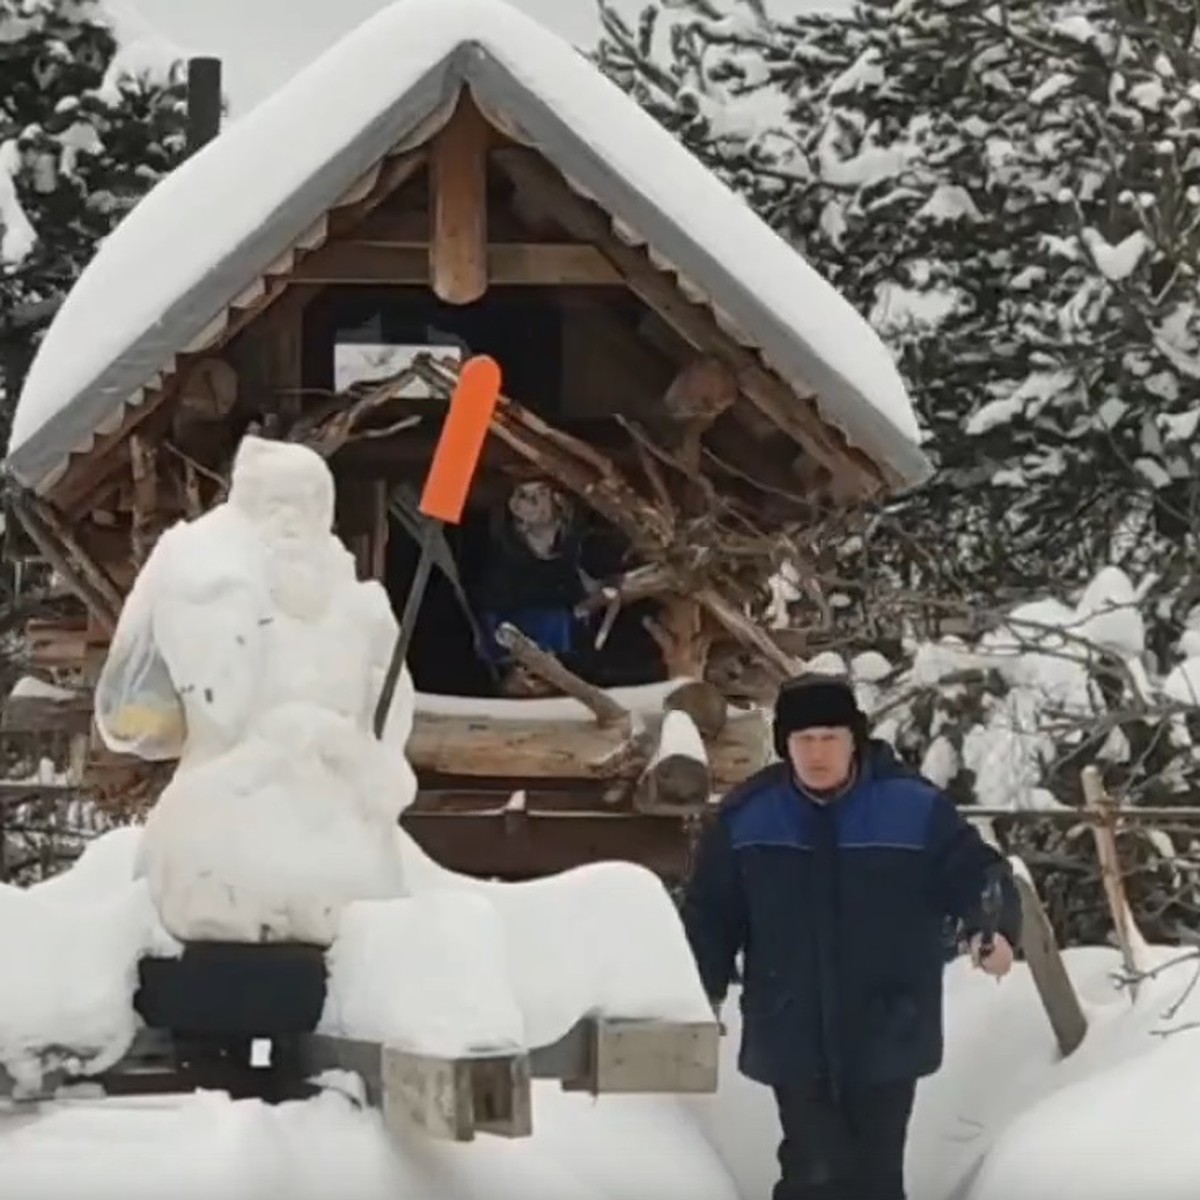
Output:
[969,932,1015,978]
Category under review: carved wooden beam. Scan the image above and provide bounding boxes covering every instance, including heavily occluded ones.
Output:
[289,241,618,286]
[350,205,530,243]
[491,148,886,500]
[429,92,490,303]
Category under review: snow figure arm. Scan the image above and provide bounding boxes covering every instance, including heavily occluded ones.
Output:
[94,525,186,760]
[678,814,746,1006]
[926,793,1023,950]
[145,511,268,756]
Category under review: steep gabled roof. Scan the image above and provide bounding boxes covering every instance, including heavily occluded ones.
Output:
[2,0,930,494]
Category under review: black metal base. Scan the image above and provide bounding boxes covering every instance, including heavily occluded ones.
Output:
[135,941,328,1037]
[127,940,330,1104]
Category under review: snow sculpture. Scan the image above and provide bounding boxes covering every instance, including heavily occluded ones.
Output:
[95,435,415,946]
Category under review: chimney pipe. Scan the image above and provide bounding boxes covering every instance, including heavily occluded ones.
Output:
[185,56,222,155]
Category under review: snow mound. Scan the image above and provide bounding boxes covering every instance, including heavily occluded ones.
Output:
[0,834,178,1091]
[0,1082,740,1200]
[689,944,1200,1199]
[320,891,525,1056]
[398,836,714,1046]
[952,945,1200,1199]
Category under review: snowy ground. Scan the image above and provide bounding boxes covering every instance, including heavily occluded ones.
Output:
[698,945,1200,1200]
[6,937,1200,1198]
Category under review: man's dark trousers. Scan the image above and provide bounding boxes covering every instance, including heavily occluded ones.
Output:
[772,1078,915,1199]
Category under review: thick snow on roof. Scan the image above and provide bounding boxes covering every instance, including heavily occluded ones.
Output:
[4,0,929,491]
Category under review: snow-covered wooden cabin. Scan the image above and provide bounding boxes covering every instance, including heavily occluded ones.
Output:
[0,0,929,881]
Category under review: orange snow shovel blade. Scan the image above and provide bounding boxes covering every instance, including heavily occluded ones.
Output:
[419,354,503,525]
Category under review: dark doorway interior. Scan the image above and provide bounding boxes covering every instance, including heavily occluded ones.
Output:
[313,284,668,697]
[383,504,667,698]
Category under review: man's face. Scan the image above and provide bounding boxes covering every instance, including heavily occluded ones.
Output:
[510,482,555,523]
[787,727,855,793]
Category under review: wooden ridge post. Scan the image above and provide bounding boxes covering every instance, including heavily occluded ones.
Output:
[429,91,489,304]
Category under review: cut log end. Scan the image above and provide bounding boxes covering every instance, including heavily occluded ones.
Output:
[663,680,727,739]
[633,753,710,815]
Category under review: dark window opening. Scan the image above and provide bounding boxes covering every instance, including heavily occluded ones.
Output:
[307,285,563,419]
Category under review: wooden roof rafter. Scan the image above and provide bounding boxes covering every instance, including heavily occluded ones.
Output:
[490,147,894,503]
[42,150,430,517]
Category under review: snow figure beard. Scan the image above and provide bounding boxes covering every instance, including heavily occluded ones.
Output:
[228,436,338,621]
[264,536,336,622]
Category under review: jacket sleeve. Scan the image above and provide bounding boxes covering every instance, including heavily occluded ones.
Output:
[679,814,747,1005]
[926,792,1022,950]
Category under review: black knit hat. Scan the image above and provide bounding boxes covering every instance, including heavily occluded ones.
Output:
[772,674,867,758]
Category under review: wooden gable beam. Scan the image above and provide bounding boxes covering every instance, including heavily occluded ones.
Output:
[290,240,619,286]
[327,153,427,237]
[429,92,490,304]
[44,153,427,515]
[491,148,888,500]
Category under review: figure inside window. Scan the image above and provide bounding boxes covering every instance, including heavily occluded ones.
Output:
[474,479,591,696]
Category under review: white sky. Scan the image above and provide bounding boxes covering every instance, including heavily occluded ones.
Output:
[108,0,844,116]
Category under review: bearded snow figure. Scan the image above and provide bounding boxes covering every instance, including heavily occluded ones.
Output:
[94,436,414,946]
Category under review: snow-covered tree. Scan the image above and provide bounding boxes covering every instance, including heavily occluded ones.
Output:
[0,0,190,428]
[0,3,191,880]
[595,0,865,229]
[599,0,1200,944]
[597,0,1200,630]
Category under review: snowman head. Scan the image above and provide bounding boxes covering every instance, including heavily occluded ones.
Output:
[229,436,335,549]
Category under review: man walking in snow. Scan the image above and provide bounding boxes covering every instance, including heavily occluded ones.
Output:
[681,674,1021,1200]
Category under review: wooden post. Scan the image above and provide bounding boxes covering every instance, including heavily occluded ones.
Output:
[1081,765,1146,997]
[632,710,711,815]
[561,1019,719,1095]
[128,434,158,568]
[429,91,489,304]
[967,817,1087,1057]
[1013,874,1088,1056]
[381,1046,532,1142]
[369,480,390,581]
[185,57,222,154]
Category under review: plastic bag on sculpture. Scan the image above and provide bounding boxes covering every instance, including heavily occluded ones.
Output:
[94,547,186,761]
